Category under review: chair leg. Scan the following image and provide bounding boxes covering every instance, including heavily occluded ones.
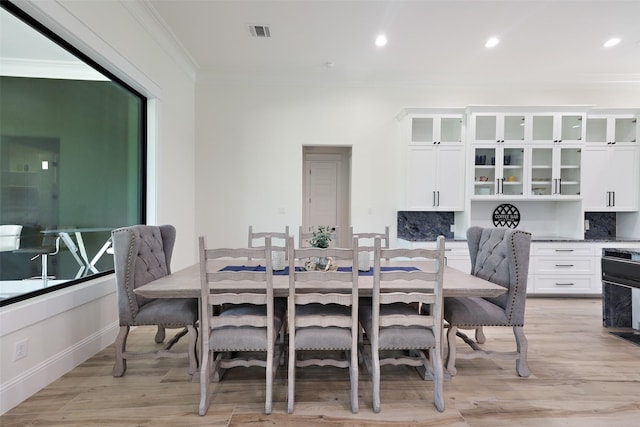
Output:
[371,343,381,413]
[445,325,458,376]
[514,326,531,377]
[155,325,166,343]
[198,346,212,416]
[187,324,198,375]
[265,345,274,415]
[112,326,129,377]
[287,344,295,414]
[349,349,358,414]
[475,326,486,344]
[430,347,445,412]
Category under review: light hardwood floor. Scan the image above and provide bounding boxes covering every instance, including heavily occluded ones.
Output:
[2,298,639,426]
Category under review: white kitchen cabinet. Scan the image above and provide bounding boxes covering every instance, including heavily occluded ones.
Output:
[585,113,637,145]
[402,110,466,211]
[471,145,526,198]
[582,145,639,211]
[410,114,464,145]
[530,112,585,144]
[528,145,581,199]
[529,243,599,295]
[471,113,527,144]
[406,145,465,210]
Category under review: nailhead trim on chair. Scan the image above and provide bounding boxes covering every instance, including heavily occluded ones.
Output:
[506,230,528,325]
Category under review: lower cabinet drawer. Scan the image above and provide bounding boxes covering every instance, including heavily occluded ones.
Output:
[533,276,594,293]
[535,258,594,275]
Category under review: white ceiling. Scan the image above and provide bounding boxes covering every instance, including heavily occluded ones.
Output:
[147,0,640,85]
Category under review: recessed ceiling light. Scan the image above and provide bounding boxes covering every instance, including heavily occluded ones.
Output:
[485,37,500,48]
[603,37,621,47]
[375,34,387,47]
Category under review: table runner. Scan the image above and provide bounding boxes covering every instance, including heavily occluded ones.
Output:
[220,265,419,276]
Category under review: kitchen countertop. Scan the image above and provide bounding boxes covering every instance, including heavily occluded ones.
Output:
[400,237,640,243]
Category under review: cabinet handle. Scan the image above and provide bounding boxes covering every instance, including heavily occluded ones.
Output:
[555,264,575,267]
[436,191,440,206]
[555,283,575,286]
[612,191,615,207]
[433,191,437,207]
[555,249,574,252]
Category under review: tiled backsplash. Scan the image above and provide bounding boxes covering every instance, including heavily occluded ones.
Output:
[397,211,454,241]
[585,212,616,240]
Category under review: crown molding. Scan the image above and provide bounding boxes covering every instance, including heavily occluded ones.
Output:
[124,0,199,83]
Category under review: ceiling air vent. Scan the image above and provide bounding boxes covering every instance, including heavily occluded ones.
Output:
[249,24,271,38]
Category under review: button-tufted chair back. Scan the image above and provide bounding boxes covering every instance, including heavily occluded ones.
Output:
[467,226,531,325]
[112,224,176,325]
[110,224,197,378]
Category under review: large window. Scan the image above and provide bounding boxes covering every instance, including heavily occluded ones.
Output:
[0,1,145,306]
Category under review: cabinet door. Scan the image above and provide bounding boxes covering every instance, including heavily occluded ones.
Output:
[435,146,465,210]
[439,116,464,145]
[472,146,498,196]
[581,146,610,210]
[501,146,525,197]
[609,146,639,210]
[613,117,637,144]
[406,146,437,209]
[410,117,436,144]
[530,146,554,196]
[557,146,581,197]
[582,145,637,211]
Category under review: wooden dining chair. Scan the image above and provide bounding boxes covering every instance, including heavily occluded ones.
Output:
[348,225,390,252]
[286,235,359,413]
[359,236,446,412]
[198,236,286,415]
[298,225,340,248]
[248,225,289,260]
[443,226,532,377]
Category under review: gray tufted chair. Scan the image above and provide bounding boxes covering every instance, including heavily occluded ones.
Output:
[443,226,532,377]
[111,225,198,377]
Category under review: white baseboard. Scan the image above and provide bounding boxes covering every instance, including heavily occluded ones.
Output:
[0,321,118,415]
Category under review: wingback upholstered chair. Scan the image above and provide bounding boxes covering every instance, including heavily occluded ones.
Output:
[111,225,198,377]
[444,226,532,377]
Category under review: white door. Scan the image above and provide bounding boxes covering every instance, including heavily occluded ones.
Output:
[305,160,339,232]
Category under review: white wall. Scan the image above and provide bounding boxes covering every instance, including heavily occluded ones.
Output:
[0,0,196,414]
[195,79,640,246]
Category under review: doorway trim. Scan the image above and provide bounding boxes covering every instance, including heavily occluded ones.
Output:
[302,146,351,246]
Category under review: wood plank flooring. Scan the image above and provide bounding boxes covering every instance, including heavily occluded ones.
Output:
[2,298,639,426]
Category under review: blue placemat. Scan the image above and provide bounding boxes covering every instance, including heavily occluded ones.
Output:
[220,265,419,276]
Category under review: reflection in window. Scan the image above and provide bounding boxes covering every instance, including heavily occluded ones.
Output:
[0,3,145,306]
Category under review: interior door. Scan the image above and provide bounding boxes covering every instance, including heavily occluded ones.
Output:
[305,160,338,231]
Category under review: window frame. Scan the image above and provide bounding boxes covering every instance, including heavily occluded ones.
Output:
[0,0,147,307]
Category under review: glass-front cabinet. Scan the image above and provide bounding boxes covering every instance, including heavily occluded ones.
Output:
[472,113,526,144]
[585,114,637,145]
[410,114,463,145]
[529,146,581,198]
[472,145,525,198]
[530,113,585,143]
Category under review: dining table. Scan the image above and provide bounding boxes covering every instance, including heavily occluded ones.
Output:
[134,261,506,300]
[134,259,506,382]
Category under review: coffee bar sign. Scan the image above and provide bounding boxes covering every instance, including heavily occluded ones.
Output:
[492,204,520,229]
